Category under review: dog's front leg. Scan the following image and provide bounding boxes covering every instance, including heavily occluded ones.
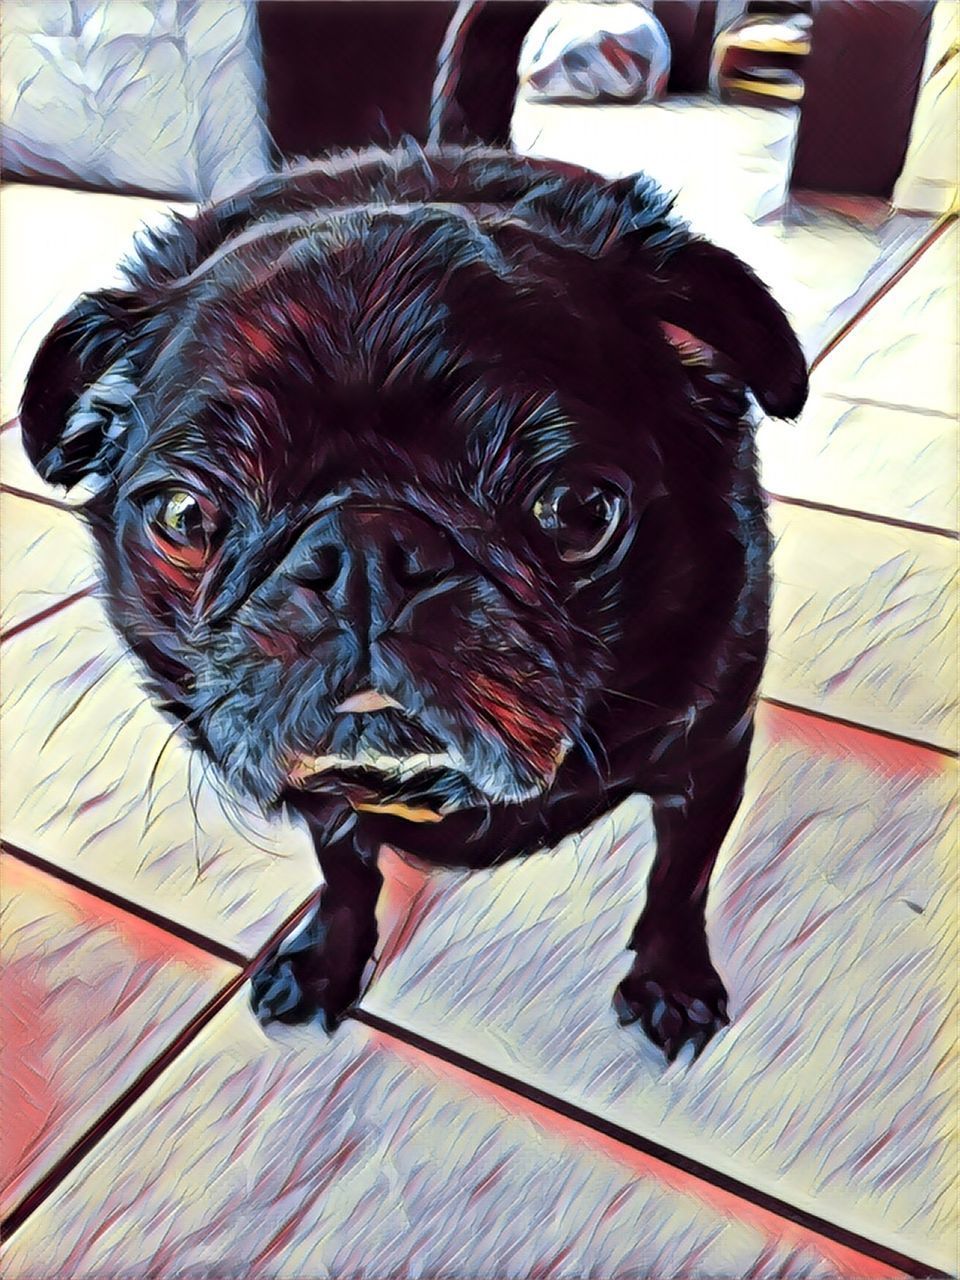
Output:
[615,727,753,1060]
[251,821,382,1033]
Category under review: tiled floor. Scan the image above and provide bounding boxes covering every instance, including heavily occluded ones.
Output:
[1,112,957,1278]
[0,854,237,1218]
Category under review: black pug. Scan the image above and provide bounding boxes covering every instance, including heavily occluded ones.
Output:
[20,145,806,1061]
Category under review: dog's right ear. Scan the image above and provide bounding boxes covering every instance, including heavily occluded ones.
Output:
[19,288,153,488]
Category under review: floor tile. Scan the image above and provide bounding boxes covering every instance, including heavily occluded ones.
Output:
[758,392,958,531]
[0,184,193,424]
[769,209,943,362]
[0,492,96,634]
[361,703,957,1273]
[812,222,958,417]
[513,95,799,224]
[1,989,904,1279]
[0,596,317,955]
[512,94,936,359]
[0,852,236,1217]
[765,502,957,748]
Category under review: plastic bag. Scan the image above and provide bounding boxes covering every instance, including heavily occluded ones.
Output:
[519,1,672,103]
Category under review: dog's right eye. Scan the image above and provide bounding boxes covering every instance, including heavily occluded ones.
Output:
[145,489,219,571]
[532,478,626,564]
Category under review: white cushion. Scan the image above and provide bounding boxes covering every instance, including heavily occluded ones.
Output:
[0,0,269,200]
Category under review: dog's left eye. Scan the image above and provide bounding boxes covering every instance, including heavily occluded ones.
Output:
[145,489,219,570]
[532,479,626,563]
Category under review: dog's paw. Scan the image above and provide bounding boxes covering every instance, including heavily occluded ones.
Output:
[250,912,367,1033]
[250,950,355,1033]
[249,954,328,1032]
[614,962,729,1062]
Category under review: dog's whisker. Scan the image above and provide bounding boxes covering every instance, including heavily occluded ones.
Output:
[205,769,282,859]
[141,721,185,839]
[184,749,209,883]
[597,685,669,711]
[572,723,610,792]
[141,688,237,835]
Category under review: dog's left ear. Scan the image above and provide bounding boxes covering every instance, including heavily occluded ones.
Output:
[19,288,153,488]
[654,239,808,420]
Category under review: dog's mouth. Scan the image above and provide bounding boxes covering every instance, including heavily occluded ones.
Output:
[288,751,482,823]
[282,697,565,820]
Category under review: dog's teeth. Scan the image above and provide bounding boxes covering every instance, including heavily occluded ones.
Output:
[398,753,436,778]
[289,746,471,787]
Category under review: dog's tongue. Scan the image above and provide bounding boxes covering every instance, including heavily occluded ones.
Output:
[352,798,445,823]
[335,689,403,714]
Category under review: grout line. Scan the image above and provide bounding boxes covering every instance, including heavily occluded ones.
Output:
[0,888,322,1242]
[809,213,958,373]
[2,773,952,1266]
[765,491,959,540]
[758,696,959,760]
[3,588,948,766]
[817,391,959,422]
[350,1007,948,1280]
[0,482,74,512]
[0,586,95,644]
[1,841,248,968]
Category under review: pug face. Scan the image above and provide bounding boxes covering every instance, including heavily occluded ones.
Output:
[19,149,806,839]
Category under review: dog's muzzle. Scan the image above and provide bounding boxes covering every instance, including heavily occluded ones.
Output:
[286,686,563,820]
[285,689,476,821]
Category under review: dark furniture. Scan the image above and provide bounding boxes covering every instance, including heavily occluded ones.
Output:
[256,1,544,158]
[791,0,935,197]
[257,0,937,202]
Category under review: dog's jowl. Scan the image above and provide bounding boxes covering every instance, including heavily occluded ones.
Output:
[20,147,807,1061]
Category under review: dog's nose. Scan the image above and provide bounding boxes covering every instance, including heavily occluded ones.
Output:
[294,506,456,615]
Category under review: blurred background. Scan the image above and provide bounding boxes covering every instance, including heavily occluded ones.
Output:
[2,0,955,207]
[1,0,956,426]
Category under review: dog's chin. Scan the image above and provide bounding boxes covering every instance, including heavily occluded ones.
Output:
[285,760,478,825]
[282,747,556,826]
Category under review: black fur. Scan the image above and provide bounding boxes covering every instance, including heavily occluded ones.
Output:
[21,145,807,1059]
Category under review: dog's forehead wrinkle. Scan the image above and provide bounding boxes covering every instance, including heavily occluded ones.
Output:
[151,259,609,491]
[120,147,687,312]
[215,286,454,403]
[170,201,512,313]
[463,392,583,512]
